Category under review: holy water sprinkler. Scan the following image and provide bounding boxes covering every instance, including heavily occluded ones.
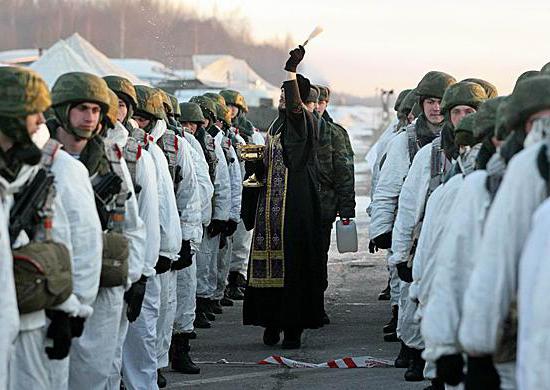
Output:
[302,26,324,47]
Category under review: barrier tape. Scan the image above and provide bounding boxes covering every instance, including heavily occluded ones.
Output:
[258,355,393,369]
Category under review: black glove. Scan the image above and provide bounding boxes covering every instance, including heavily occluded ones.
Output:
[124,275,147,322]
[155,255,172,274]
[465,355,500,390]
[207,219,227,238]
[368,240,379,253]
[219,233,227,249]
[245,160,266,181]
[171,240,192,271]
[45,310,72,360]
[396,262,413,283]
[284,45,305,72]
[372,231,392,249]
[225,220,238,236]
[70,316,86,338]
[436,354,465,386]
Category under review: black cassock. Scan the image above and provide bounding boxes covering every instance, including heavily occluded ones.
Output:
[243,78,325,330]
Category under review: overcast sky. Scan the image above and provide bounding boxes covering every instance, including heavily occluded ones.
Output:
[178,0,550,96]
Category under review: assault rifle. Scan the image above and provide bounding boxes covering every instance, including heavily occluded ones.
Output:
[92,171,123,230]
[9,168,55,245]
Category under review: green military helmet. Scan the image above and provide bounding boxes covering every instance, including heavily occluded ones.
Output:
[104,88,120,129]
[398,89,417,115]
[515,70,539,88]
[179,102,205,124]
[495,97,510,141]
[462,78,498,99]
[134,85,166,120]
[0,66,51,144]
[213,101,232,127]
[203,92,226,108]
[169,94,180,117]
[317,85,331,103]
[51,72,110,139]
[103,75,138,109]
[190,95,217,123]
[415,71,457,99]
[220,89,247,112]
[305,86,320,104]
[454,113,477,147]
[156,89,173,115]
[473,97,507,139]
[440,82,487,114]
[541,62,550,73]
[505,75,550,132]
[411,102,422,118]
[394,89,413,112]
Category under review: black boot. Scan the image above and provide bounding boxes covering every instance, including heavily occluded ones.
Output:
[282,328,303,349]
[225,285,245,300]
[209,299,223,315]
[378,279,391,300]
[263,327,281,346]
[193,311,211,329]
[423,378,445,390]
[196,297,216,321]
[383,331,399,342]
[322,310,331,325]
[220,293,234,306]
[171,333,201,374]
[395,341,410,368]
[404,348,425,382]
[157,369,167,388]
[188,330,197,339]
[383,305,398,333]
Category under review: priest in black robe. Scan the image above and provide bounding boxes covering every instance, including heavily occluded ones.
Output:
[243,46,324,349]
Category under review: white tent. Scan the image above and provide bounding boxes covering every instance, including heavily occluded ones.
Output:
[30,40,96,86]
[30,34,143,86]
[0,49,40,65]
[65,33,142,84]
[192,55,280,106]
[110,58,181,84]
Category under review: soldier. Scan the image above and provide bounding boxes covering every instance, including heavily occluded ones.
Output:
[220,89,264,301]
[132,85,202,386]
[203,93,242,311]
[459,75,550,389]
[103,77,168,390]
[171,102,214,375]
[46,72,147,390]
[0,67,97,390]
[189,95,231,328]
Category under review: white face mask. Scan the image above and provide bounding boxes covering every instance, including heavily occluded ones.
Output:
[524,116,550,148]
[31,123,50,149]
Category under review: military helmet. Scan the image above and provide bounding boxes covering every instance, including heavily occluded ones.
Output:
[155,88,173,115]
[415,71,457,99]
[134,85,165,120]
[212,101,232,127]
[305,86,320,104]
[515,70,539,89]
[220,89,247,112]
[103,75,137,109]
[52,72,110,112]
[169,94,180,117]
[473,97,507,139]
[0,66,51,143]
[541,62,550,73]
[190,95,217,122]
[454,113,477,146]
[495,97,510,141]
[462,78,498,99]
[506,75,550,131]
[440,82,487,114]
[394,89,412,112]
[179,102,205,124]
[398,90,417,115]
[203,92,226,108]
[104,89,119,129]
[411,102,422,118]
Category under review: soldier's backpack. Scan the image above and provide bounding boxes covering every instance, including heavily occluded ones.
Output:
[12,139,73,313]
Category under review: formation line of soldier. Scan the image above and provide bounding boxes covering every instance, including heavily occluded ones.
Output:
[369,65,550,389]
[0,44,356,390]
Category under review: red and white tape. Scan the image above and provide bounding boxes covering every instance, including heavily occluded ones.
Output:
[258,355,393,369]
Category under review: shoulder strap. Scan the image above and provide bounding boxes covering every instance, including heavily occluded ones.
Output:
[40,139,62,169]
[157,130,182,191]
[427,137,451,200]
[406,124,419,164]
[123,136,142,191]
[103,139,129,233]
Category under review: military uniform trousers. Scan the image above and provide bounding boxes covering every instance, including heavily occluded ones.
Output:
[69,286,125,390]
[214,236,233,301]
[122,274,161,390]
[229,221,252,277]
[397,281,424,350]
[173,256,197,335]
[156,271,177,369]
[196,231,221,299]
